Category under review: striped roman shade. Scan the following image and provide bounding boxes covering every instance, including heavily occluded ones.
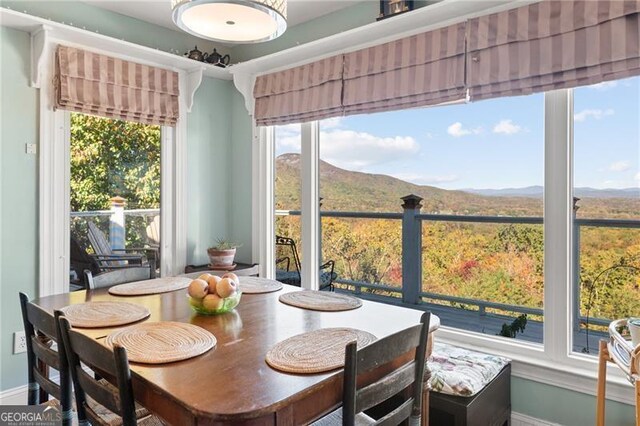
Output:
[342,22,467,116]
[253,55,344,126]
[55,45,180,126]
[467,0,640,101]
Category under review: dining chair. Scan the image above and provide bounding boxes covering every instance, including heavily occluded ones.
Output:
[19,292,74,425]
[84,263,154,290]
[57,314,166,426]
[312,311,431,426]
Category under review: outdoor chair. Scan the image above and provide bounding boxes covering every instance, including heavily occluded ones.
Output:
[57,315,165,426]
[19,293,74,426]
[311,312,431,425]
[145,215,161,257]
[84,264,154,290]
[275,235,336,290]
[87,221,158,271]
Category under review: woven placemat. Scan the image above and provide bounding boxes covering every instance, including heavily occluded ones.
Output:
[108,277,192,296]
[279,291,362,311]
[105,322,216,364]
[266,328,377,374]
[60,302,150,328]
[238,277,283,294]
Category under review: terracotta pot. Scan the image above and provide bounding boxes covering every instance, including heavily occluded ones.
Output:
[207,248,236,267]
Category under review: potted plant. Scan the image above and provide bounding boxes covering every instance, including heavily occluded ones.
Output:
[207,239,241,269]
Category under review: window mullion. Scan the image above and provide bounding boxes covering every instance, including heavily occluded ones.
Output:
[258,125,276,279]
[301,121,320,290]
[543,89,573,362]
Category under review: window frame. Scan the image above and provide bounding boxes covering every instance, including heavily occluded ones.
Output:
[257,88,636,404]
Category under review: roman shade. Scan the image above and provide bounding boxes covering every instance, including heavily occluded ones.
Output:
[343,22,467,115]
[467,0,640,101]
[253,55,344,126]
[55,45,180,126]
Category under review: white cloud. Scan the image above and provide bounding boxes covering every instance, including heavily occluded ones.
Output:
[319,129,419,171]
[609,160,631,172]
[447,122,482,137]
[320,117,343,129]
[574,108,614,122]
[391,173,458,185]
[493,119,522,135]
[635,172,640,181]
[588,81,618,91]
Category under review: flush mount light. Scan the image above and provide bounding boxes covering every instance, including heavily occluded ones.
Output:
[171,0,287,43]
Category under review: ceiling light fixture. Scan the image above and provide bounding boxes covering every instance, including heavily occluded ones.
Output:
[171,0,287,44]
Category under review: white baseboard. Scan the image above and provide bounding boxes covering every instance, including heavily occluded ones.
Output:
[512,412,560,426]
[0,384,27,405]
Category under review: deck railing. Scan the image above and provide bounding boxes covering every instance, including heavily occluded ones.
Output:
[276,194,640,330]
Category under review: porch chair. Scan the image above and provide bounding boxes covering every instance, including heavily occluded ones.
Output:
[145,215,160,251]
[312,312,431,425]
[57,314,166,426]
[275,235,337,290]
[19,292,74,425]
[87,221,158,270]
[84,264,154,290]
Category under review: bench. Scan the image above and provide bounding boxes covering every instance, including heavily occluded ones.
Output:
[427,343,512,426]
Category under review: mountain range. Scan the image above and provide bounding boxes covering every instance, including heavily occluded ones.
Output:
[275,154,639,218]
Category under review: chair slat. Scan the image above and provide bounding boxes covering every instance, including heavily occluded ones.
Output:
[69,332,117,377]
[31,336,60,370]
[33,368,61,400]
[376,398,414,426]
[77,367,121,415]
[356,362,416,413]
[26,303,57,338]
[356,323,423,373]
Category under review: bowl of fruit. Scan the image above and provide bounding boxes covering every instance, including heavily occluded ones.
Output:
[187,272,241,315]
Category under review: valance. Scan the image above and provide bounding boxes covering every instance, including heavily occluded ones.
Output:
[55,45,180,126]
[467,0,640,101]
[253,55,344,126]
[343,21,467,115]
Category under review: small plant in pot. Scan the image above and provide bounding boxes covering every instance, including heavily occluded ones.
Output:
[207,239,241,269]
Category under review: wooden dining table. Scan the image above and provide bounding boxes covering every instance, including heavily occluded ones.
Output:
[32,281,440,425]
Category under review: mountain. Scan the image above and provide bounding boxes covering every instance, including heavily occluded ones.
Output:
[276,154,542,216]
[276,154,639,218]
[464,186,639,199]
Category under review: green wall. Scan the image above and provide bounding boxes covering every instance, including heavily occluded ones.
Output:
[0,26,39,393]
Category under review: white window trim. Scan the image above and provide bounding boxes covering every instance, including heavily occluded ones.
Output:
[255,89,636,405]
[36,32,194,297]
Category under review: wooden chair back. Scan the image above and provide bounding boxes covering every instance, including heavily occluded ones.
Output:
[19,293,73,424]
[84,266,153,290]
[146,215,160,247]
[88,221,113,256]
[343,311,431,425]
[57,315,140,426]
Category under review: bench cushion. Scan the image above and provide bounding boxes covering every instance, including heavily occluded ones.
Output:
[428,343,510,397]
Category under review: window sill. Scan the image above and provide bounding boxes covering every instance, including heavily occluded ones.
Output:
[436,326,635,406]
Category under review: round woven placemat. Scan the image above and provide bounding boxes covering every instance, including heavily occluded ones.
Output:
[238,277,283,294]
[105,322,216,364]
[279,291,362,311]
[108,277,192,296]
[60,302,150,328]
[266,328,377,374]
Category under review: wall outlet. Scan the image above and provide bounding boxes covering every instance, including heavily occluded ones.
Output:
[13,331,27,354]
[25,143,37,154]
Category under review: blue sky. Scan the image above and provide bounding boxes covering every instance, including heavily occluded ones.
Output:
[276,76,639,190]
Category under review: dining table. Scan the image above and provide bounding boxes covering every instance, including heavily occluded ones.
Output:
[31,280,440,425]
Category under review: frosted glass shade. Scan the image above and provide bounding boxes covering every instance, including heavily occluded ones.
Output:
[172,0,287,43]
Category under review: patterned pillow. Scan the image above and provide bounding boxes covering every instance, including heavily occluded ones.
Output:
[428,342,510,397]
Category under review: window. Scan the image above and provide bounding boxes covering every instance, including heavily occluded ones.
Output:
[69,113,162,287]
[274,124,303,280]
[318,94,544,342]
[572,76,640,356]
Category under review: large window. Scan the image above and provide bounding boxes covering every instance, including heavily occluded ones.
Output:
[318,94,544,343]
[572,77,640,356]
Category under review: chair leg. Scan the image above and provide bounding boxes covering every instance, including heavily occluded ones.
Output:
[420,387,429,426]
[635,380,639,426]
[596,340,609,426]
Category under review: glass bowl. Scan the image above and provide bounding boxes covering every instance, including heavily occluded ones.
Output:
[188,292,242,315]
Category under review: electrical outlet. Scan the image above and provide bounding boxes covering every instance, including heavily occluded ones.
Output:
[13,331,26,354]
[25,143,37,154]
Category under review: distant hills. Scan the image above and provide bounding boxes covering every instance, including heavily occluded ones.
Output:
[463,186,639,199]
[275,154,639,218]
